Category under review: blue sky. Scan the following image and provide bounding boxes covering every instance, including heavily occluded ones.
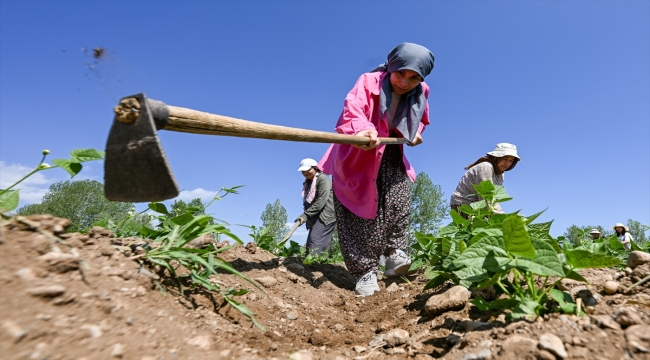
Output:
[1,0,648,244]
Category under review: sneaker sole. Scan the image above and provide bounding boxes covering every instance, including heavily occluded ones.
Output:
[384,262,411,277]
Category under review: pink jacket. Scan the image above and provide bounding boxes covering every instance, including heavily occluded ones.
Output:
[318,72,430,219]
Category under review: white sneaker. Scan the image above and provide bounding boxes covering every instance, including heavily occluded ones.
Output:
[355,270,379,296]
[384,249,412,277]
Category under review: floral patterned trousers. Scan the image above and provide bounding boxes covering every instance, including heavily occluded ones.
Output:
[334,145,411,279]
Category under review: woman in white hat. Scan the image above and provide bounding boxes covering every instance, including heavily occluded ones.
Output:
[294,158,336,256]
[612,223,633,250]
[589,229,602,240]
[450,143,520,216]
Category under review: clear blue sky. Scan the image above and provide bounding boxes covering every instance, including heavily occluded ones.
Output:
[1,1,648,244]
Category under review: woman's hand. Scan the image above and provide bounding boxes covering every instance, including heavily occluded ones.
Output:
[352,129,380,151]
[407,131,423,147]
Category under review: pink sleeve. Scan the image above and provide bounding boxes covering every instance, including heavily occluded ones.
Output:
[335,74,378,135]
[418,83,430,134]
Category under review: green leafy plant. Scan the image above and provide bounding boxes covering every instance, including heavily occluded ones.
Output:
[0,149,104,214]
[413,180,622,320]
[246,225,302,258]
[116,187,266,330]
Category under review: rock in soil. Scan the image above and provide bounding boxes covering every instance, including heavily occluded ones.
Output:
[424,285,470,315]
[627,251,650,269]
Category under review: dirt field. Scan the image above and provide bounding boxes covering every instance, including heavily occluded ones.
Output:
[1,215,649,360]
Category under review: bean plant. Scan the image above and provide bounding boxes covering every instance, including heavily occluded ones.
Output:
[0,149,104,215]
[410,180,622,320]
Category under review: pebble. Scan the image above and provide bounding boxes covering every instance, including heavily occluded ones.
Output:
[614,307,643,327]
[627,251,650,269]
[383,328,409,346]
[386,282,400,293]
[186,335,211,350]
[424,286,470,315]
[288,349,313,360]
[352,345,366,353]
[539,333,568,359]
[81,324,103,338]
[461,349,492,360]
[15,268,36,281]
[254,276,278,288]
[26,285,66,298]
[625,324,650,353]
[591,315,622,330]
[287,311,299,320]
[2,319,26,342]
[603,280,620,294]
[110,343,124,358]
[537,349,556,360]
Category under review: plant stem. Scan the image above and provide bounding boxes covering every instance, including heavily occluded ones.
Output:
[0,168,39,195]
[496,279,511,296]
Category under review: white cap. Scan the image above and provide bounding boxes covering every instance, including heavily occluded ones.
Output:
[297,158,318,171]
[487,143,520,160]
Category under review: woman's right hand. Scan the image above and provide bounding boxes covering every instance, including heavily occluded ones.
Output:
[352,129,380,151]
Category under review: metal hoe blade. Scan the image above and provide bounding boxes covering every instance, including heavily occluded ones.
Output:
[104,93,180,202]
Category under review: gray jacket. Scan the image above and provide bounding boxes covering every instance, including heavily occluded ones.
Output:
[302,174,336,229]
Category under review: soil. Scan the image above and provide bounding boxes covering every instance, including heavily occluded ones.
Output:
[1,215,649,360]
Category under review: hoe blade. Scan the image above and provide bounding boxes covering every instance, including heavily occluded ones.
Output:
[104,93,179,202]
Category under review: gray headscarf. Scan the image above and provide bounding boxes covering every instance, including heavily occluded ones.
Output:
[371,43,435,143]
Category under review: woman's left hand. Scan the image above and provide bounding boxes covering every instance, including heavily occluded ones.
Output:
[407,131,423,147]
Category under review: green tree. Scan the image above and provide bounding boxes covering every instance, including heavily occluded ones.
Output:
[409,172,449,244]
[17,179,132,233]
[626,219,648,244]
[260,199,289,242]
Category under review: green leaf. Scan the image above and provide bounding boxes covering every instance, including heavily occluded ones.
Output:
[70,148,105,162]
[563,267,589,283]
[509,237,564,277]
[523,208,547,225]
[423,273,450,290]
[471,296,491,311]
[528,221,553,235]
[507,299,540,320]
[148,202,170,214]
[459,204,474,215]
[453,236,510,272]
[472,180,496,198]
[0,189,19,212]
[169,212,194,226]
[549,289,581,315]
[450,210,468,226]
[563,249,622,269]
[503,216,536,258]
[458,240,467,254]
[52,159,83,177]
[453,266,488,282]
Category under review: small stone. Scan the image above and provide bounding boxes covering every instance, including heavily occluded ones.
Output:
[539,333,568,359]
[614,307,643,327]
[537,349,556,360]
[288,349,313,360]
[572,336,587,346]
[386,282,400,293]
[465,321,494,332]
[287,311,299,320]
[26,285,66,298]
[591,315,622,330]
[501,335,538,358]
[38,252,79,273]
[424,286,470,315]
[625,324,650,353]
[571,347,590,358]
[383,328,409,346]
[15,268,36,281]
[186,335,211,350]
[352,346,366,353]
[2,320,26,342]
[81,325,103,338]
[138,268,159,280]
[628,251,650,269]
[476,348,492,360]
[254,276,278,288]
[110,343,124,358]
[603,280,620,294]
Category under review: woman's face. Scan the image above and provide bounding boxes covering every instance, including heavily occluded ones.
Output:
[615,226,624,233]
[302,168,316,180]
[497,156,517,172]
[390,70,423,95]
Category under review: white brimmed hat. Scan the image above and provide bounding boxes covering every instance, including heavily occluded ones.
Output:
[612,223,629,231]
[590,229,601,234]
[297,158,318,171]
[487,143,520,160]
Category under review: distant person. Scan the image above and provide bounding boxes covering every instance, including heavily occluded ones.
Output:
[294,158,335,256]
[613,223,633,250]
[318,43,435,296]
[450,143,521,217]
[590,229,601,241]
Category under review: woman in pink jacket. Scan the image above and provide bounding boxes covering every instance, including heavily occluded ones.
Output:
[319,43,434,296]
